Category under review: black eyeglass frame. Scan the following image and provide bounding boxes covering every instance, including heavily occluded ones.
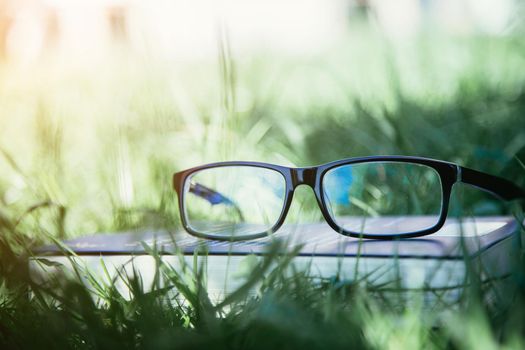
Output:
[173,156,525,241]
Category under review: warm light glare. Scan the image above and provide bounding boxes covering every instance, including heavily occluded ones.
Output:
[0,0,516,63]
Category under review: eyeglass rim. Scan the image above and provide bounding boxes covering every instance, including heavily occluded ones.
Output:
[179,165,289,241]
[173,155,525,241]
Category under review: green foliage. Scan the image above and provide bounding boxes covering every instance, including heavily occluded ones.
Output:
[0,29,524,349]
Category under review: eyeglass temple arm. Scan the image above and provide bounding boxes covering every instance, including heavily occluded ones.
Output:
[459,166,525,201]
[188,182,245,221]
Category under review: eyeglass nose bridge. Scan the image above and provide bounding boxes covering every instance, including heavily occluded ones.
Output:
[291,167,318,189]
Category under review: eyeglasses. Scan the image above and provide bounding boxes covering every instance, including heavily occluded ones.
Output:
[172,156,525,241]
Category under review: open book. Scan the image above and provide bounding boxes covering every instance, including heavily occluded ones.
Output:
[30,217,521,305]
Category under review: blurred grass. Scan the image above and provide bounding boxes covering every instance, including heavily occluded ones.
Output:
[1,31,524,237]
[0,27,525,349]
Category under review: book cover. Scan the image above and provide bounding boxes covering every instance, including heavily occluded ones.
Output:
[31,217,521,305]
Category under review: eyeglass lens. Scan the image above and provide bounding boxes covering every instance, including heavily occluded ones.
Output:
[322,162,443,235]
[183,166,287,238]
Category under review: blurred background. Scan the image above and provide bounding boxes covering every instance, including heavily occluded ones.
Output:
[0,0,524,240]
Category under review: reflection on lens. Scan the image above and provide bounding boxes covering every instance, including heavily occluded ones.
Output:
[183,166,286,238]
[322,162,442,235]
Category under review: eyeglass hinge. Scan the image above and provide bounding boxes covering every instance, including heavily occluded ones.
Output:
[456,165,462,183]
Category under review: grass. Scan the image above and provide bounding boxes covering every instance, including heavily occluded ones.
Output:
[0,26,525,348]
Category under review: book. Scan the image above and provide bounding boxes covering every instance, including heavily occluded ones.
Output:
[30,217,522,306]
